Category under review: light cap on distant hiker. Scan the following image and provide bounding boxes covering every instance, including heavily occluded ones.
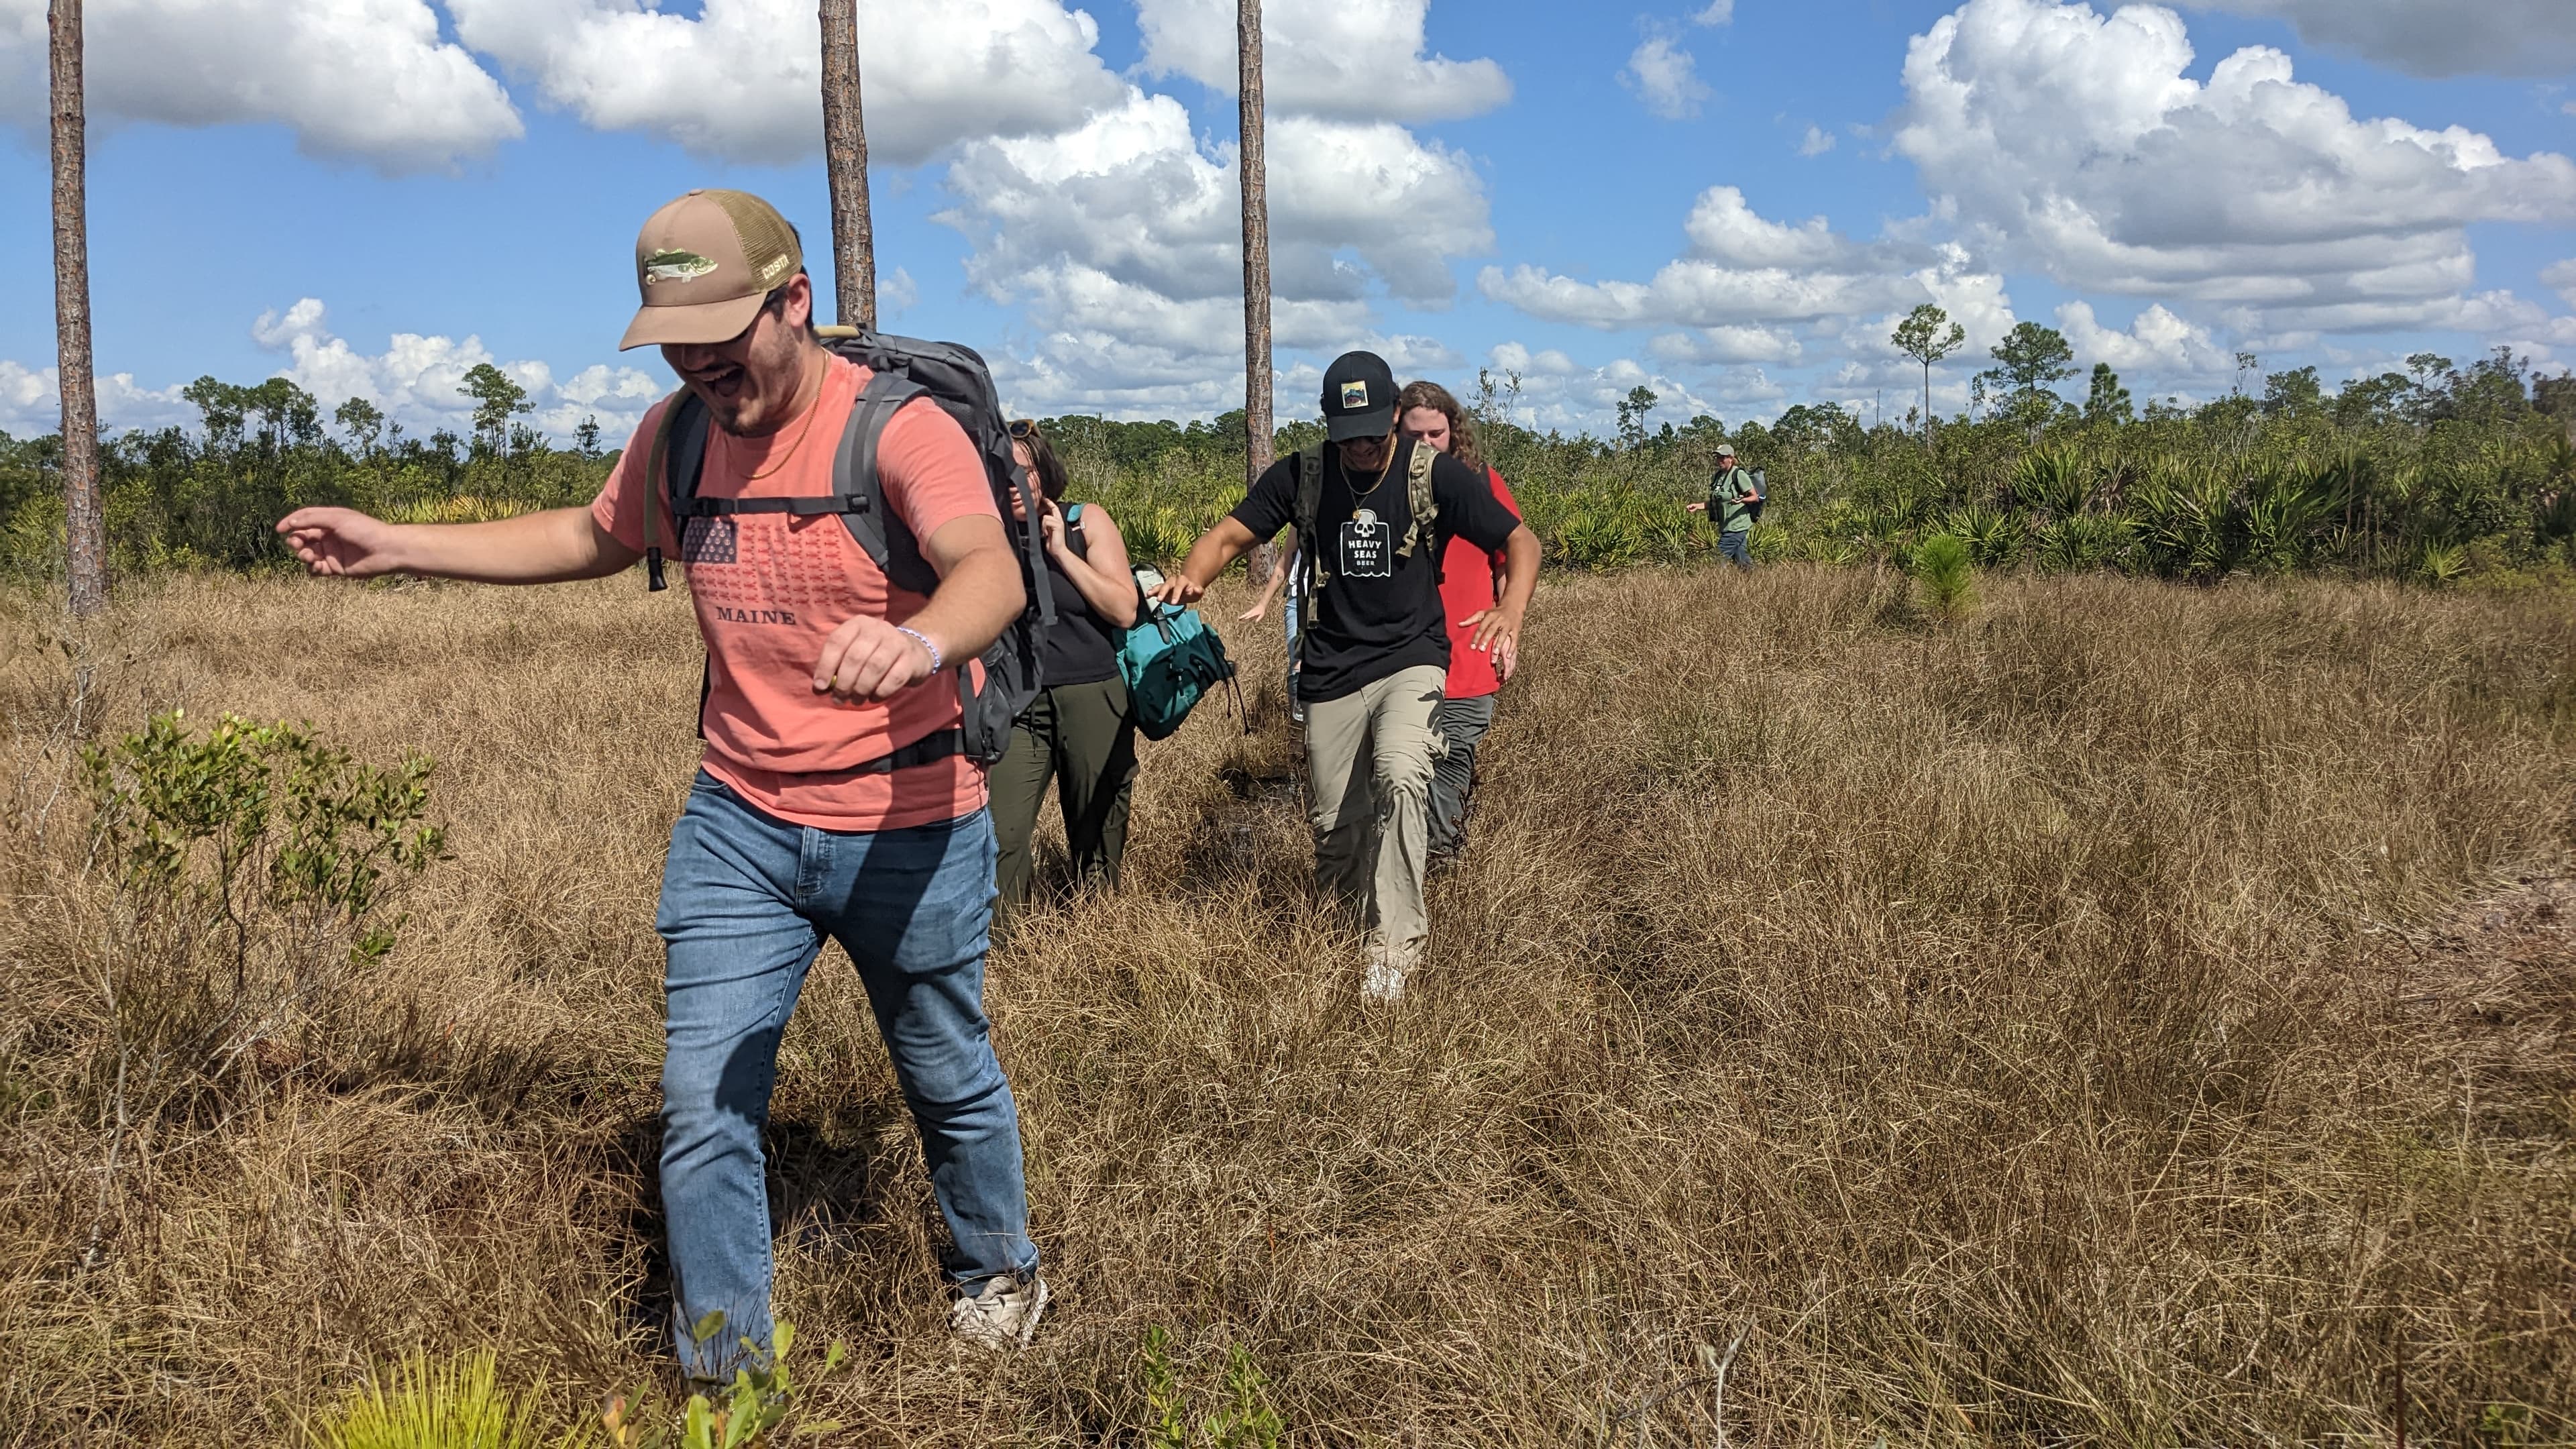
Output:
[1320,351,1399,443]
[619,190,804,352]
[1716,441,1737,458]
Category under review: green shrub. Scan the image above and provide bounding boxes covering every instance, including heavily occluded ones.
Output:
[2013,447,2089,519]
[1943,504,2026,568]
[2036,513,2135,575]
[2420,543,2469,587]
[74,711,446,1238]
[1134,1328,1284,1449]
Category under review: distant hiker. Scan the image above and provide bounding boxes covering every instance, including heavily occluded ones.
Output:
[1687,441,1762,569]
[990,419,1140,919]
[1152,351,1541,1002]
[1395,379,1522,872]
[276,189,1050,1376]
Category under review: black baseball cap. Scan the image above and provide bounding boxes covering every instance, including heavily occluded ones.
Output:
[1320,350,1397,442]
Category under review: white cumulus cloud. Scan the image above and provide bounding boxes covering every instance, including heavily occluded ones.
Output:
[2177,0,2576,78]
[2544,260,2576,311]
[1136,0,1510,122]
[1483,342,1733,433]
[250,297,662,443]
[2055,299,2233,380]
[0,0,519,172]
[1,360,210,435]
[1622,37,1712,121]
[1892,0,2576,335]
[443,0,1122,166]
[938,87,1492,415]
[1479,186,1985,336]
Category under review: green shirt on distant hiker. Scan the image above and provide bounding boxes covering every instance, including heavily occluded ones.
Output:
[1686,441,1762,569]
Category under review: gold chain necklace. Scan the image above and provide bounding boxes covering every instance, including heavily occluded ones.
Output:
[739,354,830,483]
[1343,437,1399,501]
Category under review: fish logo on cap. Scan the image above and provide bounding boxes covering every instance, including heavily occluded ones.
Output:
[644,250,719,285]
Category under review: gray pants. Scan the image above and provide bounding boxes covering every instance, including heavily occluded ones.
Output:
[1428,693,1496,863]
[1303,664,1446,965]
[1717,528,1754,569]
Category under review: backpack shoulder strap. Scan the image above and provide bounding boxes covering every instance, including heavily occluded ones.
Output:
[1063,502,1091,561]
[830,370,939,596]
[1397,440,1438,558]
[641,390,708,592]
[1295,447,1328,590]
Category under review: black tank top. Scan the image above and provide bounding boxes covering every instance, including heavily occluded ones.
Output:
[1038,505,1121,687]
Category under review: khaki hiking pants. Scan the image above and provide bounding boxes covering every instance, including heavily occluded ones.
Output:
[1303,663,1446,967]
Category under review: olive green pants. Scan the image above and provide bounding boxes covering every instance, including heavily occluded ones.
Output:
[989,676,1138,921]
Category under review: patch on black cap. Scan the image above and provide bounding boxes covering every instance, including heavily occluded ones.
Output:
[1321,350,1397,442]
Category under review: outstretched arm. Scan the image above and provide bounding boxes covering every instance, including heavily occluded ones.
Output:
[276,505,641,584]
[1148,516,1262,606]
[1238,527,1295,621]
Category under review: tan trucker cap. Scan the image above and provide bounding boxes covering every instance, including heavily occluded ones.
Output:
[618,189,803,351]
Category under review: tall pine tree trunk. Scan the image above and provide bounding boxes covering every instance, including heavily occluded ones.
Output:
[819,0,875,332]
[52,0,106,616]
[1238,0,1277,583]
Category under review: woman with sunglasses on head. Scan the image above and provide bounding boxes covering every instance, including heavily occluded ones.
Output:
[991,419,1143,919]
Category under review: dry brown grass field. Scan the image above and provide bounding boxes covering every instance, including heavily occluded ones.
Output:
[2,564,2572,1446]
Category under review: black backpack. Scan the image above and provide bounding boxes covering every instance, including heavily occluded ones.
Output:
[639,327,1055,767]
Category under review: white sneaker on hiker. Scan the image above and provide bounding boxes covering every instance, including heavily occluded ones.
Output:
[949,1273,1050,1350]
[1361,938,1416,1003]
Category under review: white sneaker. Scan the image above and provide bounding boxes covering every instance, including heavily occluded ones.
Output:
[1360,938,1414,1003]
[1361,959,1407,1002]
[949,1273,1050,1351]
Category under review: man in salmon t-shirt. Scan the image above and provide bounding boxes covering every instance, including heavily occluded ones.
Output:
[276,190,1051,1374]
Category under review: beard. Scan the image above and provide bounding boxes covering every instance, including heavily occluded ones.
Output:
[688,329,810,437]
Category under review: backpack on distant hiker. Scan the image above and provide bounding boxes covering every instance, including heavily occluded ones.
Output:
[1288,441,1437,664]
[1713,464,1768,526]
[1116,563,1241,742]
[638,325,1055,765]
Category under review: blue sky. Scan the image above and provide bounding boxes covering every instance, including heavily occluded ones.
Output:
[2,0,2571,445]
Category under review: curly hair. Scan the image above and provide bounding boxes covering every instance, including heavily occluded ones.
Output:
[1395,379,1483,474]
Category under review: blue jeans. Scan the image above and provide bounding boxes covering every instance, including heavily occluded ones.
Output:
[1717,529,1754,570]
[655,771,1034,1380]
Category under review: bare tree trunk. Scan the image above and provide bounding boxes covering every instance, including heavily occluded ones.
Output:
[1238,0,1277,584]
[818,0,875,332]
[52,0,106,616]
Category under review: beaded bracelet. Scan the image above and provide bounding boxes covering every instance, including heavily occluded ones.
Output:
[894,626,943,673]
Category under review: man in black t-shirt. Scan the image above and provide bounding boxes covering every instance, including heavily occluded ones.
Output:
[1151,352,1540,1001]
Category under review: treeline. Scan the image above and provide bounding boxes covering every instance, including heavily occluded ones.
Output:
[4,343,2571,588]
[0,364,614,580]
[1049,345,2576,585]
